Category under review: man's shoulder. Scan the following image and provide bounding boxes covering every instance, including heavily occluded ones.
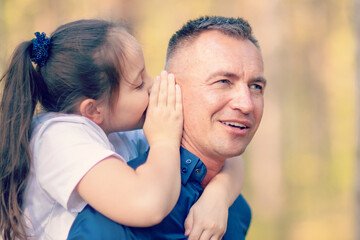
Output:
[231,194,251,215]
[225,194,252,239]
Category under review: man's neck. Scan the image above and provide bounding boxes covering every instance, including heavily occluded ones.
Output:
[181,142,226,188]
[200,158,225,188]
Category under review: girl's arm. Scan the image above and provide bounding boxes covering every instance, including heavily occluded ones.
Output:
[184,156,244,240]
[76,71,183,227]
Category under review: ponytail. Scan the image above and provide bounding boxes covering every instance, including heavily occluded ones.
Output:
[0,41,39,240]
[0,20,131,239]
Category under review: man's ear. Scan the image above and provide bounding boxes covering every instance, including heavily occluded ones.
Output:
[79,99,104,125]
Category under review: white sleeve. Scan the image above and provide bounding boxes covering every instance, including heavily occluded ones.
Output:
[108,129,149,162]
[33,120,124,212]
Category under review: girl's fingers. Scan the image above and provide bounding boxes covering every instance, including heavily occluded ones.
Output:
[188,225,203,240]
[198,231,213,240]
[209,235,220,240]
[158,71,168,107]
[149,76,160,108]
[184,209,194,236]
[167,73,176,109]
[175,84,182,112]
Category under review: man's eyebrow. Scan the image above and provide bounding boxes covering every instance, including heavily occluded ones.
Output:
[205,71,239,81]
[206,71,267,86]
[253,76,267,87]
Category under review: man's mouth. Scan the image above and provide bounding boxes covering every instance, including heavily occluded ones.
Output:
[220,121,249,130]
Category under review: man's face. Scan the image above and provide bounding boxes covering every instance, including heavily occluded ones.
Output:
[167,30,266,161]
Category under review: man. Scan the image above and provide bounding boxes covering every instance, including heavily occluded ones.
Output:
[68,16,266,239]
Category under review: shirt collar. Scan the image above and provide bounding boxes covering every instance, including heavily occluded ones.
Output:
[180,147,207,186]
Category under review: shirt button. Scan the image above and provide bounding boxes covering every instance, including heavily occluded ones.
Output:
[194,169,200,174]
[182,167,188,173]
[185,159,192,164]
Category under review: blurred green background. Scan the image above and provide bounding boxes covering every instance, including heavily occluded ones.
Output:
[0,0,357,239]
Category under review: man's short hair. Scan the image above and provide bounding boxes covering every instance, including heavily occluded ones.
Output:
[166,16,260,63]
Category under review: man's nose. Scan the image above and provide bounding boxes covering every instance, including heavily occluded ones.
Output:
[229,86,254,114]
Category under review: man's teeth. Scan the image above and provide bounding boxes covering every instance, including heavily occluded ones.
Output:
[222,121,247,129]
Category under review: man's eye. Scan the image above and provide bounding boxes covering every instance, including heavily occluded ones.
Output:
[250,84,263,91]
[217,79,231,84]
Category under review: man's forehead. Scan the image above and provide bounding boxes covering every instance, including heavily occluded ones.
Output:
[173,31,259,59]
[168,31,263,76]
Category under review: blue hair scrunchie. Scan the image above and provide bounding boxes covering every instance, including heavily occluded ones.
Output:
[30,32,51,67]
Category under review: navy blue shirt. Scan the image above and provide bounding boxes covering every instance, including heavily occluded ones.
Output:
[68,147,251,239]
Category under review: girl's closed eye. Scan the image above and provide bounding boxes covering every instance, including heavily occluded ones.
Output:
[134,68,147,90]
[136,81,145,89]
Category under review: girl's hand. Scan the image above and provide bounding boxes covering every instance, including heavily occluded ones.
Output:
[143,71,183,148]
[184,182,229,240]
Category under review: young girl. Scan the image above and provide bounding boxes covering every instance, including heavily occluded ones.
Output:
[0,19,245,240]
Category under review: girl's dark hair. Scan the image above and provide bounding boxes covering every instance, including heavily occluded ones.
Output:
[0,19,132,239]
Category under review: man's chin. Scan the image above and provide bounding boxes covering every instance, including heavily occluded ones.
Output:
[217,146,246,159]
